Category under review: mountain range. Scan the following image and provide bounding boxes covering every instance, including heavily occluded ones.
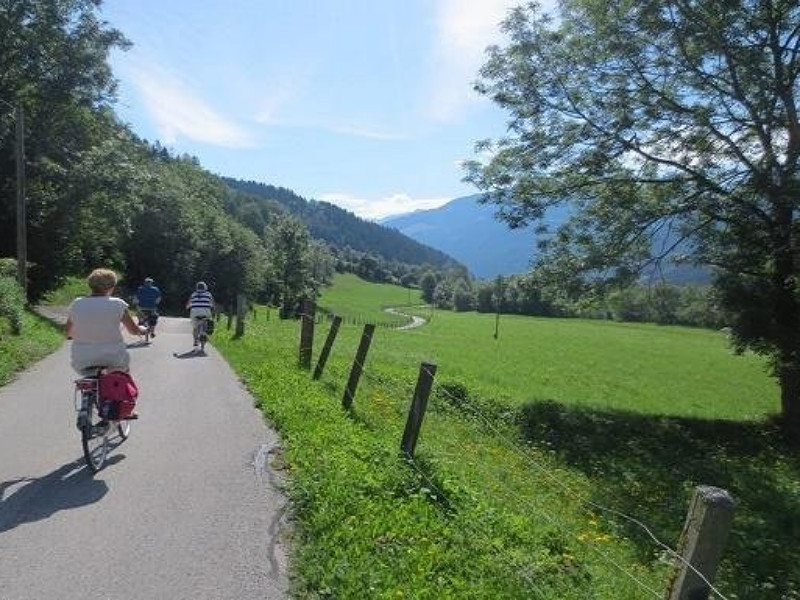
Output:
[223,178,462,270]
[382,195,557,279]
[383,194,710,283]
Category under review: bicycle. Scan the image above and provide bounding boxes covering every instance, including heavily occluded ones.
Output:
[137,309,158,343]
[194,315,210,352]
[73,369,132,473]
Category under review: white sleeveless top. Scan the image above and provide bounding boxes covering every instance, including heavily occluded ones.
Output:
[69,296,130,372]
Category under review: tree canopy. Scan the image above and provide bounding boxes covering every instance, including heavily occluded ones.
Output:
[465,0,800,433]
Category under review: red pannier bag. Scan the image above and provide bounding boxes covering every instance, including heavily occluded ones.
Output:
[98,371,139,419]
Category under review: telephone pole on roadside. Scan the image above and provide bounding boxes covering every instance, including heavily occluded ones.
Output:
[15,103,26,300]
[2,98,27,300]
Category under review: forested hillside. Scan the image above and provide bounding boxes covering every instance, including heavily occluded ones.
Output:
[223,178,460,269]
[0,1,456,315]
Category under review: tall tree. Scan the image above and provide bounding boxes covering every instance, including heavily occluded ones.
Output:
[466,1,800,435]
[265,214,312,318]
[0,0,129,294]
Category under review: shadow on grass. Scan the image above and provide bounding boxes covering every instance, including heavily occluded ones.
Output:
[519,401,800,599]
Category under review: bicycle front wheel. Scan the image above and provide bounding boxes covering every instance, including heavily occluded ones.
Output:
[81,394,110,473]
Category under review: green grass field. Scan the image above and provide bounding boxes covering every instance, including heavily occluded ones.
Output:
[318,273,425,326]
[358,310,779,421]
[214,275,799,600]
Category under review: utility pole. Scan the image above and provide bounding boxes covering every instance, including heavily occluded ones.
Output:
[14,103,26,300]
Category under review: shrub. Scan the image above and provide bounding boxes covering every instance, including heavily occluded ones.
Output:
[0,275,25,335]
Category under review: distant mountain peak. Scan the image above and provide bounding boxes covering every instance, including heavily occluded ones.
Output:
[382,194,544,279]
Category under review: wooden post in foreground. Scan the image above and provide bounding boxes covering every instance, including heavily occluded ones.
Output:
[313,315,342,380]
[298,299,316,370]
[401,362,437,459]
[342,323,375,409]
[234,293,246,338]
[665,485,735,600]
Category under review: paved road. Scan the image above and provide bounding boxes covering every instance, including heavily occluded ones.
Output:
[0,317,288,600]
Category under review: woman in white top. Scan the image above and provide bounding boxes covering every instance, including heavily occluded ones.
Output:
[66,268,145,374]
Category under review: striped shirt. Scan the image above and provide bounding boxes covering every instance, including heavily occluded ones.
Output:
[188,290,214,310]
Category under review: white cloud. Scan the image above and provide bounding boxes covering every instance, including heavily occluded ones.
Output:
[429,0,557,122]
[132,65,256,148]
[316,192,452,221]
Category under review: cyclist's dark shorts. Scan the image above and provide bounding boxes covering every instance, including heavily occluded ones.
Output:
[139,309,159,326]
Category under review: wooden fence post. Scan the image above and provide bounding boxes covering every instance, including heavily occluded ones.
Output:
[234,293,246,338]
[298,299,316,369]
[298,299,317,370]
[665,485,735,600]
[342,323,375,409]
[401,362,437,459]
[313,315,342,380]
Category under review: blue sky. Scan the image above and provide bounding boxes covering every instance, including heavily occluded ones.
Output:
[101,1,555,220]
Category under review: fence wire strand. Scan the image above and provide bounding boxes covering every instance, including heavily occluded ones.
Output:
[302,316,730,599]
[403,454,554,599]
[350,356,662,598]
[427,367,730,600]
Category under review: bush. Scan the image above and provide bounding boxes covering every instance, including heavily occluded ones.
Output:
[0,275,25,335]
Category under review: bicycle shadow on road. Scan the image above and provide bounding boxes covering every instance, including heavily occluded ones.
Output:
[172,349,208,359]
[126,340,152,349]
[0,457,121,533]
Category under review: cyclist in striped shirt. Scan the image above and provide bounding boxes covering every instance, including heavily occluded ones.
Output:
[186,281,215,347]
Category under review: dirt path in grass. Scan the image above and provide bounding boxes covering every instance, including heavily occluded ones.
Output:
[0,314,289,600]
[384,306,427,329]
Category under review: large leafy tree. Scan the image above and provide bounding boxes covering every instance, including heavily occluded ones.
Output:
[0,0,129,294]
[465,0,800,434]
[265,214,313,318]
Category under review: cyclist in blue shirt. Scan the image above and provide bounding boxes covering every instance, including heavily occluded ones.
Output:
[134,277,162,336]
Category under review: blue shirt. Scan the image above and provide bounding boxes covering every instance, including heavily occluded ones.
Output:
[136,284,162,309]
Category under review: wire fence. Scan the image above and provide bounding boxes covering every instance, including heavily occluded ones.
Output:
[346,352,670,599]
[262,305,735,599]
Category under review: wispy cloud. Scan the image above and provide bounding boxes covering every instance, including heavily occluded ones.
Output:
[316,192,452,221]
[132,65,256,148]
[256,111,407,141]
[429,0,556,122]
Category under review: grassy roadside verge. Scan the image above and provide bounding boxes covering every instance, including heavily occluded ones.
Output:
[0,310,64,386]
[215,315,668,599]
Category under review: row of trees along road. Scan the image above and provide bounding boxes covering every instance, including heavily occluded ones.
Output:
[0,1,333,314]
[465,1,800,437]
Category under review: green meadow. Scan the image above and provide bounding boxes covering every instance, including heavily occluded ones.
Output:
[318,273,424,326]
[216,274,799,600]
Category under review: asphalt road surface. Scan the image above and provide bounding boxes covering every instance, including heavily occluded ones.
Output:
[0,317,288,600]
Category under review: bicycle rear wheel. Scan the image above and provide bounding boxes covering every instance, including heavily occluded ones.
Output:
[118,418,132,440]
[81,393,110,473]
